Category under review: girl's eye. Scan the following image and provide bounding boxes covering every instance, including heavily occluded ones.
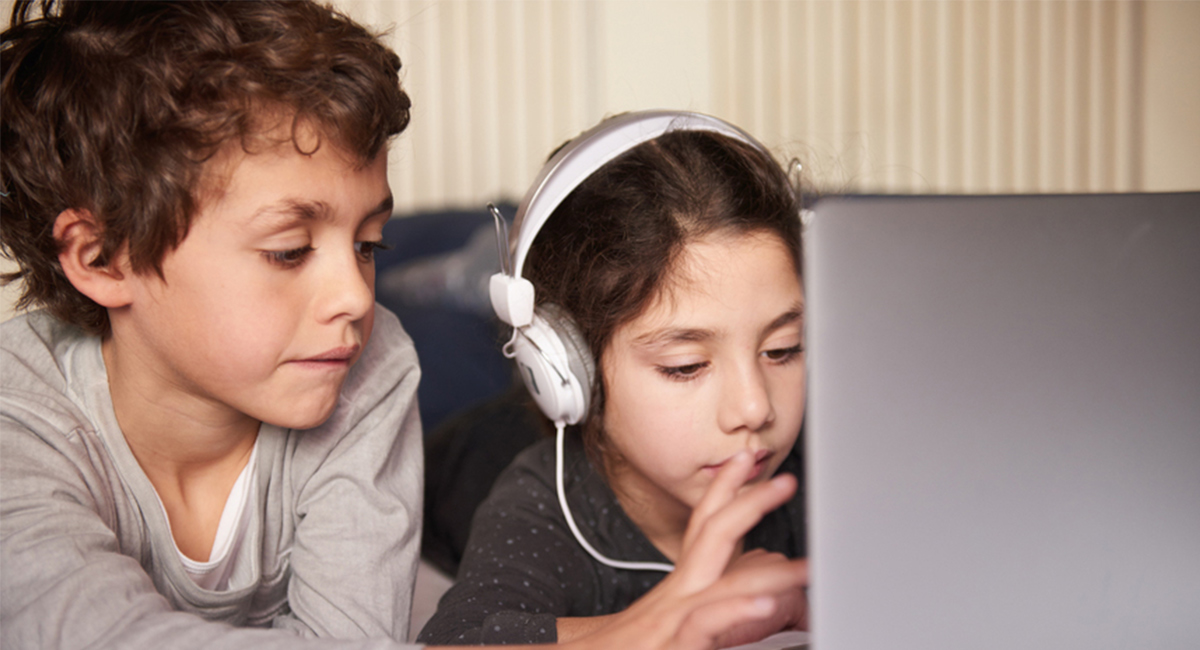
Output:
[264,245,313,268]
[763,344,804,363]
[355,239,393,262]
[656,361,709,382]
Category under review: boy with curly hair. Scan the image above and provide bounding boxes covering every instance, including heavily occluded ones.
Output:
[2,1,424,646]
[1,2,806,649]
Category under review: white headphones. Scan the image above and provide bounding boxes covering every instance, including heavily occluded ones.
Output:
[489,110,770,426]
[488,110,775,573]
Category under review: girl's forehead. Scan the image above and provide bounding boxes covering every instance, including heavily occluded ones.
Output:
[629,230,803,332]
[664,229,797,293]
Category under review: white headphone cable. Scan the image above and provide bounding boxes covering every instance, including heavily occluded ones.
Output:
[554,421,675,573]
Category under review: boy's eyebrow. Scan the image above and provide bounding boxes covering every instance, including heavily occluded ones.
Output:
[250,195,394,227]
[632,304,805,350]
[368,195,394,219]
[251,199,331,226]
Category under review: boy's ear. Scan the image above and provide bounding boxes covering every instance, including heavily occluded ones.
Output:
[54,209,134,309]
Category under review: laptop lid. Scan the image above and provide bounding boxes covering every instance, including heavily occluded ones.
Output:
[805,193,1200,649]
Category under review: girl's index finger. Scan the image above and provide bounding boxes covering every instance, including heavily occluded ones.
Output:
[682,451,755,552]
[676,469,798,591]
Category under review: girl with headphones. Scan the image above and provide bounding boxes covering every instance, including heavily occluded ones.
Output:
[419,111,808,648]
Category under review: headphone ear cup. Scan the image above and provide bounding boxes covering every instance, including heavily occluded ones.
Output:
[511,303,595,425]
[538,303,595,407]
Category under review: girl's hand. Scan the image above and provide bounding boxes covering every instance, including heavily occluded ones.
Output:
[713,550,809,648]
[565,452,808,650]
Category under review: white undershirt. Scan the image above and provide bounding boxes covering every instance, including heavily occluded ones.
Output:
[155,439,259,591]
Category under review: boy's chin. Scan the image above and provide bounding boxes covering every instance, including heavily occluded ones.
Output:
[258,400,339,431]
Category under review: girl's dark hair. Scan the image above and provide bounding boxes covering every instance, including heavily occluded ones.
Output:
[1,0,411,335]
[524,127,802,461]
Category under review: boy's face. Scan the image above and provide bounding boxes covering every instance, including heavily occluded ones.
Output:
[112,135,392,431]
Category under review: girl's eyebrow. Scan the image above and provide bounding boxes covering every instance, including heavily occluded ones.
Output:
[633,303,805,350]
[766,306,805,334]
[633,326,715,349]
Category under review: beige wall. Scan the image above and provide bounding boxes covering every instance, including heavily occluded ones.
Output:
[2,0,1198,321]
[1143,1,1200,191]
[332,0,1199,207]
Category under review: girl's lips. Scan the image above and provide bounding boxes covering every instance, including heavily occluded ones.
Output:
[747,449,774,480]
[706,449,775,480]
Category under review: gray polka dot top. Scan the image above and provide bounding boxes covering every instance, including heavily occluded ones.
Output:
[417,432,806,645]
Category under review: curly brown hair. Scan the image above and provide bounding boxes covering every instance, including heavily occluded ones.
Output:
[1,0,412,335]
[523,128,803,465]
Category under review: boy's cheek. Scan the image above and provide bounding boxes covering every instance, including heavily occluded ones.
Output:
[354,304,377,365]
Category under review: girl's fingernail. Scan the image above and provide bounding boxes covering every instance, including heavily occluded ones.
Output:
[752,596,776,615]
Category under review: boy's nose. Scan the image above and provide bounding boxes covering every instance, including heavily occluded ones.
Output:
[718,362,775,434]
[317,253,374,324]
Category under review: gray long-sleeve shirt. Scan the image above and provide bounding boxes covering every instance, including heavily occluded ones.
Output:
[1,308,425,649]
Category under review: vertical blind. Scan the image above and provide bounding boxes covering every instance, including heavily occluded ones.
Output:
[337,0,1145,213]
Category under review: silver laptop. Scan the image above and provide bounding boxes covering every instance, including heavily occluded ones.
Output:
[805,193,1200,649]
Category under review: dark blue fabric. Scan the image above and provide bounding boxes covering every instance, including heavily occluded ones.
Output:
[374,206,517,434]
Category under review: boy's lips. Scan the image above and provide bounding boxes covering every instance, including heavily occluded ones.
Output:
[292,345,360,367]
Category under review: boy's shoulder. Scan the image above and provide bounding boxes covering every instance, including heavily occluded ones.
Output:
[1,310,96,406]
[1,311,115,490]
[2,307,87,349]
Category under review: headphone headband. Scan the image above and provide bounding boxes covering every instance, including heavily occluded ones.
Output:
[491,110,770,328]
[510,111,764,277]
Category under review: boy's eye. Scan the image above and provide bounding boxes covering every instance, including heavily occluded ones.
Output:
[762,344,804,363]
[657,361,709,381]
[355,239,393,262]
[264,245,313,268]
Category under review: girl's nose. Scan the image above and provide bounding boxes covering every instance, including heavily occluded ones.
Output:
[718,361,775,434]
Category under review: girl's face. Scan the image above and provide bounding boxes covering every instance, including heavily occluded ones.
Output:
[600,230,805,524]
